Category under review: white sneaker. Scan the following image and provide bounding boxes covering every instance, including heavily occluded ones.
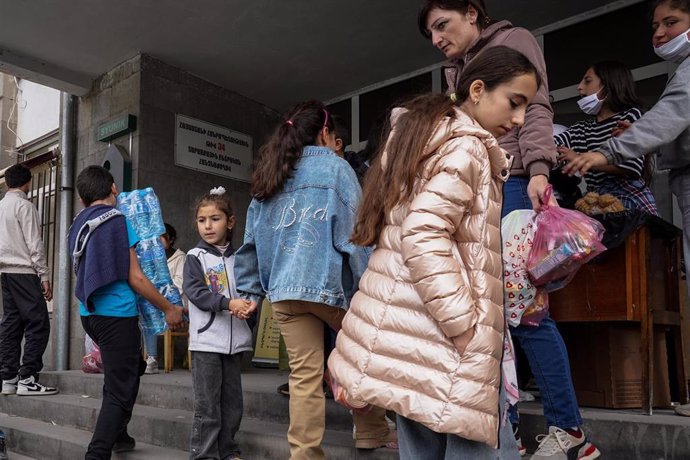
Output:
[17,375,58,396]
[1,376,18,395]
[145,356,159,374]
[532,426,600,460]
[675,402,690,416]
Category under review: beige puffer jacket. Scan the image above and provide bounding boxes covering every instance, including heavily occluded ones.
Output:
[328,107,511,448]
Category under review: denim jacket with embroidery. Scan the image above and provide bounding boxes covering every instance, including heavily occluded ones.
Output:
[234,145,370,309]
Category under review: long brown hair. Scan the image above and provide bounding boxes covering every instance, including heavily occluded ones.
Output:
[252,100,334,200]
[351,46,539,246]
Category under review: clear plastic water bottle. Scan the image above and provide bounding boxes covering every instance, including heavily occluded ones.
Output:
[116,188,171,335]
[137,297,167,336]
[136,239,157,281]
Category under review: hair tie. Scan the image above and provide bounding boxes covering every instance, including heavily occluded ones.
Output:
[210,186,226,196]
[449,93,458,103]
[286,120,294,126]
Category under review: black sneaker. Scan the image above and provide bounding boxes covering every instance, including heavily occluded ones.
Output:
[277,382,289,396]
[17,375,58,396]
[113,432,136,453]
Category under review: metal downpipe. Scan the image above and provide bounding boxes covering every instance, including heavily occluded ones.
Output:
[55,92,76,370]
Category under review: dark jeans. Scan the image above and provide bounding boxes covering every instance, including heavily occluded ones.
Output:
[0,273,50,380]
[81,315,145,460]
[190,351,243,460]
[502,177,583,429]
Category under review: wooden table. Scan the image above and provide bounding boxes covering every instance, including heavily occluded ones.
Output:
[550,215,689,414]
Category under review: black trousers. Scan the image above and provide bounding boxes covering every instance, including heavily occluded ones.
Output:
[81,315,145,460]
[0,273,50,380]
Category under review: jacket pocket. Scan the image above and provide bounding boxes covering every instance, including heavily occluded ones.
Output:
[197,312,216,334]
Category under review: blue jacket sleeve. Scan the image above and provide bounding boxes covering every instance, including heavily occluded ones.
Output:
[332,167,371,303]
[183,253,229,312]
[234,201,265,304]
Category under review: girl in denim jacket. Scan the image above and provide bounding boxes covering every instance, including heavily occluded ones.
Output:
[234,100,395,459]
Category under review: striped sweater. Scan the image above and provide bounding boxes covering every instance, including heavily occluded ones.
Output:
[554,108,644,191]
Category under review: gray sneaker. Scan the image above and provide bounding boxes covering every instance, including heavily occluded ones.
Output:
[532,426,600,460]
[17,375,58,396]
[1,376,18,395]
[675,402,690,416]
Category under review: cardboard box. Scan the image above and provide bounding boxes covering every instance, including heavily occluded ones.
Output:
[560,322,671,409]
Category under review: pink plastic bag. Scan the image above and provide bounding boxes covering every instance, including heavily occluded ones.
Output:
[81,334,103,374]
[501,210,549,327]
[324,369,373,415]
[527,186,606,290]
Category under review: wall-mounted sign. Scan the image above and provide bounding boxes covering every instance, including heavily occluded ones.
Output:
[174,114,253,183]
[97,114,137,142]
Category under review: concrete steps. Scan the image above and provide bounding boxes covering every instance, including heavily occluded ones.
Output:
[0,369,397,459]
[0,412,187,460]
[5,369,690,459]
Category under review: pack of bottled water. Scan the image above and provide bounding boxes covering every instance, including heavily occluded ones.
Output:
[117,188,183,336]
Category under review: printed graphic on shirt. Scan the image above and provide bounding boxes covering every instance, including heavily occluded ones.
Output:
[270,194,328,254]
[205,263,228,294]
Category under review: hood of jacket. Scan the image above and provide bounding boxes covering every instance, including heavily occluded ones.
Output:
[328,107,509,448]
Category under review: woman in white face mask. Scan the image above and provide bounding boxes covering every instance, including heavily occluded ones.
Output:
[564,1,690,417]
[555,61,659,214]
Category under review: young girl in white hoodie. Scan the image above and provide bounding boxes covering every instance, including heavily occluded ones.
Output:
[183,187,255,460]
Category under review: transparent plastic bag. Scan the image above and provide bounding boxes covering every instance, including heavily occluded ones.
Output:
[502,210,549,327]
[527,186,606,290]
[81,334,103,374]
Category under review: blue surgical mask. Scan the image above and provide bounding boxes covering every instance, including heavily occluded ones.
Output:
[654,28,690,64]
[577,91,605,116]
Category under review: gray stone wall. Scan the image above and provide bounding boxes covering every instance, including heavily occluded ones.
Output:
[64,54,281,369]
[137,55,280,251]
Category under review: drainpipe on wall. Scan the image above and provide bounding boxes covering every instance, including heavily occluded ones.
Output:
[55,92,77,370]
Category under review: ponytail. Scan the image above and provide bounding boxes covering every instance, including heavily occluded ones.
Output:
[252,100,333,200]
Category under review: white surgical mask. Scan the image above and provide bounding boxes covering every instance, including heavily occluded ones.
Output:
[577,91,605,116]
[654,28,690,64]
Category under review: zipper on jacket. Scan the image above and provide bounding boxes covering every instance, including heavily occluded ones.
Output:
[222,257,233,354]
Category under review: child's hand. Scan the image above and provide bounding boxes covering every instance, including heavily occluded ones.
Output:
[165,305,185,330]
[244,300,259,318]
[229,298,252,318]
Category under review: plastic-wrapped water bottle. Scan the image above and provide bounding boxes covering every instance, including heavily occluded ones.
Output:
[116,188,172,335]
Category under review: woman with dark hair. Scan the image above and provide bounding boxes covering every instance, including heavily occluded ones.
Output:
[233,100,394,459]
[418,2,600,459]
[556,61,658,214]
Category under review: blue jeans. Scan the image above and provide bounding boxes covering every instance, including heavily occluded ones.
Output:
[502,177,582,429]
[397,389,519,459]
[143,330,158,358]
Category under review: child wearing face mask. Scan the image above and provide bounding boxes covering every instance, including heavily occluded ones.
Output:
[555,61,658,215]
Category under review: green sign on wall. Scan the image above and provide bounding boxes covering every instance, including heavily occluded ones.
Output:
[97,114,137,142]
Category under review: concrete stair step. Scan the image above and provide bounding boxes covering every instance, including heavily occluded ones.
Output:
[1,393,190,451]
[7,452,38,460]
[39,370,355,430]
[0,410,396,460]
[0,412,187,460]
